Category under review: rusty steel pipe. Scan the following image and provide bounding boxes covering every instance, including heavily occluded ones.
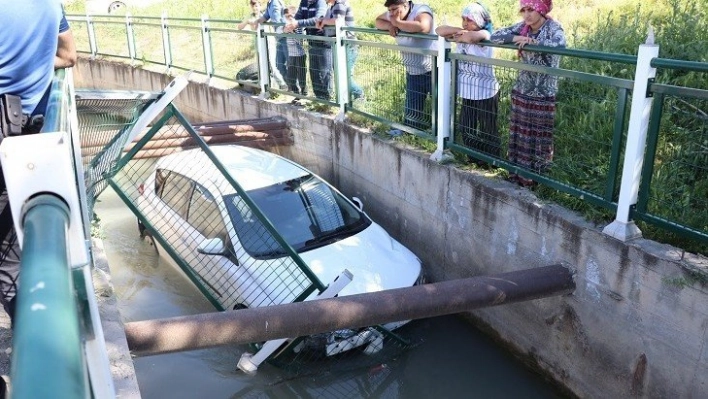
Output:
[125,264,574,356]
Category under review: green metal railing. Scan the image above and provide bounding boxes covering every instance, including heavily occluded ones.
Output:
[12,196,86,399]
[634,58,708,242]
[9,70,93,398]
[66,13,708,248]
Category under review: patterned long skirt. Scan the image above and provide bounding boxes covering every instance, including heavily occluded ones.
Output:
[508,90,556,174]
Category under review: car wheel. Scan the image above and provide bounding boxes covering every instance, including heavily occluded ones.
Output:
[138,220,158,254]
[107,1,126,14]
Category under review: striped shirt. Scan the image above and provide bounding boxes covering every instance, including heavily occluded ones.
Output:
[323,0,355,39]
[456,42,498,100]
[287,27,306,56]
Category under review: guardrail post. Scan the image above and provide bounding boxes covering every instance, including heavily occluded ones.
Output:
[256,24,269,99]
[126,13,137,65]
[431,36,452,162]
[603,32,659,241]
[86,14,98,59]
[161,11,173,71]
[201,15,214,78]
[334,16,348,121]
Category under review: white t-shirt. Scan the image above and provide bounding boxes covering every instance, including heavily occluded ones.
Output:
[383,2,437,75]
[456,42,498,100]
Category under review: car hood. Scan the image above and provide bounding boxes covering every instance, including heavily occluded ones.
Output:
[298,223,421,297]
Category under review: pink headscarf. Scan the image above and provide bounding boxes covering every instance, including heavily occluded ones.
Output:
[519,0,552,38]
[519,0,552,17]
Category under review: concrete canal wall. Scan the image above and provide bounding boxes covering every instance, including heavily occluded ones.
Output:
[74,59,708,398]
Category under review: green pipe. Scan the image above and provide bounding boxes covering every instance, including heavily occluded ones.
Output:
[11,195,86,399]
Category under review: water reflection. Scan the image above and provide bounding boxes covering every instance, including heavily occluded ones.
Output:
[96,187,565,398]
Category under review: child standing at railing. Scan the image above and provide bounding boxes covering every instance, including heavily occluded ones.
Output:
[436,3,500,163]
[284,5,308,104]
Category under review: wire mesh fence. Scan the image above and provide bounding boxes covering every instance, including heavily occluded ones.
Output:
[637,88,708,244]
[163,19,206,72]
[449,50,632,206]
[107,108,321,310]
[349,41,435,137]
[210,22,258,82]
[132,17,167,66]
[268,33,339,105]
[75,90,158,216]
[90,16,131,59]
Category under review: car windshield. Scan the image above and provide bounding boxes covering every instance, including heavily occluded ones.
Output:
[223,174,370,258]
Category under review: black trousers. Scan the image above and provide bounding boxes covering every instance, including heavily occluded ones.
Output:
[458,93,501,157]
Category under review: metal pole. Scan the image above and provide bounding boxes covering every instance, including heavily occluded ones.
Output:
[86,14,98,59]
[161,12,172,71]
[126,13,137,65]
[201,15,214,77]
[256,24,269,99]
[334,16,348,121]
[603,30,659,241]
[125,264,575,356]
[11,195,86,399]
[431,36,451,162]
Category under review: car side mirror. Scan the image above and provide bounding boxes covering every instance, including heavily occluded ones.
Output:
[197,238,228,256]
[352,196,364,212]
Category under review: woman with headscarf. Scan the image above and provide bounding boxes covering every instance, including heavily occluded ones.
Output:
[437,3,500,163]
[490,0,565,186]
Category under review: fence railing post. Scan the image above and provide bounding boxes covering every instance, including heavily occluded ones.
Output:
[256,24,269,99]
[126,12,137,65]
[86,14,98,59]
[201,15,214,78]
[334,16,348,121]
[161,12,172,71]
[431,36,452,162]
[602,32,659,241]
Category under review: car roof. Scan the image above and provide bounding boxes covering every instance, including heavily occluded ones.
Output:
[155,145,309,191]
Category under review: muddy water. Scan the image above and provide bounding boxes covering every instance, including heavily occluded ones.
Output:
[95,186,565,399]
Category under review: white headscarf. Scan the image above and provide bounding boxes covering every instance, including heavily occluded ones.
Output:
[461,3,491,30]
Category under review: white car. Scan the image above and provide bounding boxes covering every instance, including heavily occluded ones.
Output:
[136,145,422,356]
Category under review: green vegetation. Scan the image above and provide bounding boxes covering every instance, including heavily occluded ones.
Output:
[65,0,707,255]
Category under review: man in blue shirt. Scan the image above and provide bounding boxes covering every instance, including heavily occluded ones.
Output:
[0,1,67,117]
[243,0,289,89]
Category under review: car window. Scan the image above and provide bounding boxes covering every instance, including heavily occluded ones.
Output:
[155,168,168,197]
[188,183,228,242]
[224,175,370,258]
[159,171,193,219]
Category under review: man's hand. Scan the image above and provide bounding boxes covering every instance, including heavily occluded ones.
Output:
[284,18,298,33]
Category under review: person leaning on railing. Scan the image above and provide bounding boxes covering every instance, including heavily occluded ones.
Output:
[315,0,364,101]
[284,0,331,100]
[375,0,437,136]
[240,0,289,90]
[284,5,308,103]
[436,2,500,165]
[490,0,565,187]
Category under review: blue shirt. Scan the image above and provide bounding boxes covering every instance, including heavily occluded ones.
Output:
[0,0,64,114]
[261,0,286,33]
